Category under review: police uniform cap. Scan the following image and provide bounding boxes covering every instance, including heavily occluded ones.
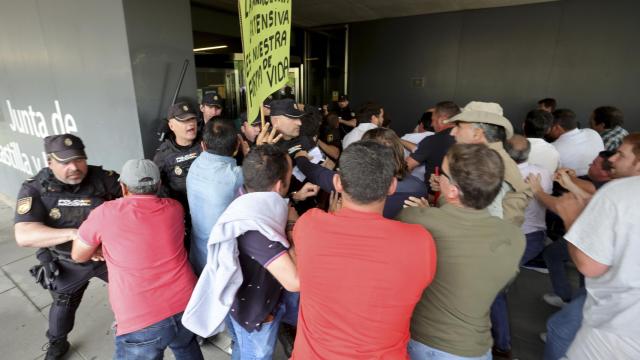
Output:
[269,99,304,119]
[44,134,87,162]
[202,92,223,107]
[338,94,349,102]
[167,102,198,121]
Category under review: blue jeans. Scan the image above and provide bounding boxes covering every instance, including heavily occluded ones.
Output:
[114,312,203,360]
[543,238,573,302]
[280,290,300,326]
[227,301,286,360]
[522,230,546,266]
[543,289,586,360]
[408,339,491,360]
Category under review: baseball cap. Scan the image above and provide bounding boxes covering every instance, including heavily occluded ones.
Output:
[338,94,349,102]
[202,92,223,107]
[444,101,514,138]
[119,159,160,188]
[269,99,304,119]
[167,102,198,121]
[44,134,87,162]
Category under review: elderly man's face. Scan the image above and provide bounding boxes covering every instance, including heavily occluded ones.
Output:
[49,158,88,185]
[451,122,482,144]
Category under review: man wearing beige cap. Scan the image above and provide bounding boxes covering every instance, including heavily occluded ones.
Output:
[73,159,202,360]
[445,101,532,359]
[14,134,121,359]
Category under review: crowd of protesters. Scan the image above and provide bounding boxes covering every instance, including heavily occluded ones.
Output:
[14,90,639,360]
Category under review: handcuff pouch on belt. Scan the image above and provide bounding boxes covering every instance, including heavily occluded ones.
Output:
[29,248,59,291]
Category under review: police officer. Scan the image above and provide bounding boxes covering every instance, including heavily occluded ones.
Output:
[197,91,223,133]
[334,94,356,136]
[153,102,202,250]
[14,134,121,360]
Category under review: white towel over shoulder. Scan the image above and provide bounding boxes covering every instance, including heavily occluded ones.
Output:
[182,191,289,337]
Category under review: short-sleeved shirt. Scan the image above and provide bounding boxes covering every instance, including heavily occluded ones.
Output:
[291,208,436,360]
[78,195,196,335]
[552,128,604,176]
[230,231,287,331]
[528,137,560,174]
[564,177,640,338]
[397,204,524,357]
[15,166,121,256]
[409,128,456,186]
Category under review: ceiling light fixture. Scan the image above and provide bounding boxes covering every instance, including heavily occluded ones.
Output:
[193,45,228,52]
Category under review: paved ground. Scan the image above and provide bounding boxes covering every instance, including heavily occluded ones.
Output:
[0,200,578,359]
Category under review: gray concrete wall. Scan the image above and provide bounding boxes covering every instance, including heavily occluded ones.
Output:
[0,0,144,201]
[122,0,198,158]
[349,0,640,135]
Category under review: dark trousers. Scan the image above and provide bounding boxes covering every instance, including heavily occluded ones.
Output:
[490,231,546,351]
[46,259,108,342]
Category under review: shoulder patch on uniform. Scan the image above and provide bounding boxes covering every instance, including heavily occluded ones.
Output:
[17,197,32,215]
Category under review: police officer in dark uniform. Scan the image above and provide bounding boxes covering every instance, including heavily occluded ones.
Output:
[14,134,121,360]
[332,94,356,137]
[153,102,202,251]
[197,91,223,134]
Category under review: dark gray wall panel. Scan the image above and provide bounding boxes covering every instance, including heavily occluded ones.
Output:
[349,0,640,135]
[122,0,198,158]
[0,0,143,201]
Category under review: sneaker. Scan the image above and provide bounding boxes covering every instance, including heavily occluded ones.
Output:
[540,332,547,343]
[43,339,70,360]
[543,293,567,308]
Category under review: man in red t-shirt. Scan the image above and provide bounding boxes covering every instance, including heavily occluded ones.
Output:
[72,159,202,360]
[292,141,437,359]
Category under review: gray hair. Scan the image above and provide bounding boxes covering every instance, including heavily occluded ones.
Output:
[504,137,531,164]
[472,122,506,143]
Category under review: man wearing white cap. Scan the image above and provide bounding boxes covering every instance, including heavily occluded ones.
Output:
[72,159,202,360]
[445,101,532,359]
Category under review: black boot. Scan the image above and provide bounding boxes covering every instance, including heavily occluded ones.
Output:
[43,339,70,360]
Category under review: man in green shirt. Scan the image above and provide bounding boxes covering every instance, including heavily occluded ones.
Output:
[398,143,524,359]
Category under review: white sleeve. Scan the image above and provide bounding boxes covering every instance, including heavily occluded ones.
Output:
[564,192,616,266]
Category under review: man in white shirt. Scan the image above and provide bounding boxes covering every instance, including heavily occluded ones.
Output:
[555,175,640,359]
[505,135,553,265]
[342,103,384,149]
[544,133,640,360]
[522,109,560,173]
[401,111,435,180]
[548,109,604,176]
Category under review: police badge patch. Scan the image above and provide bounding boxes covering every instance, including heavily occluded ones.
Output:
[49,208,61,220]
[64,138,73,146]
[17,197,32,215]
[174,165,183,176]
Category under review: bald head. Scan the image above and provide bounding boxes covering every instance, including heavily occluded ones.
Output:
[505,134,531,164]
